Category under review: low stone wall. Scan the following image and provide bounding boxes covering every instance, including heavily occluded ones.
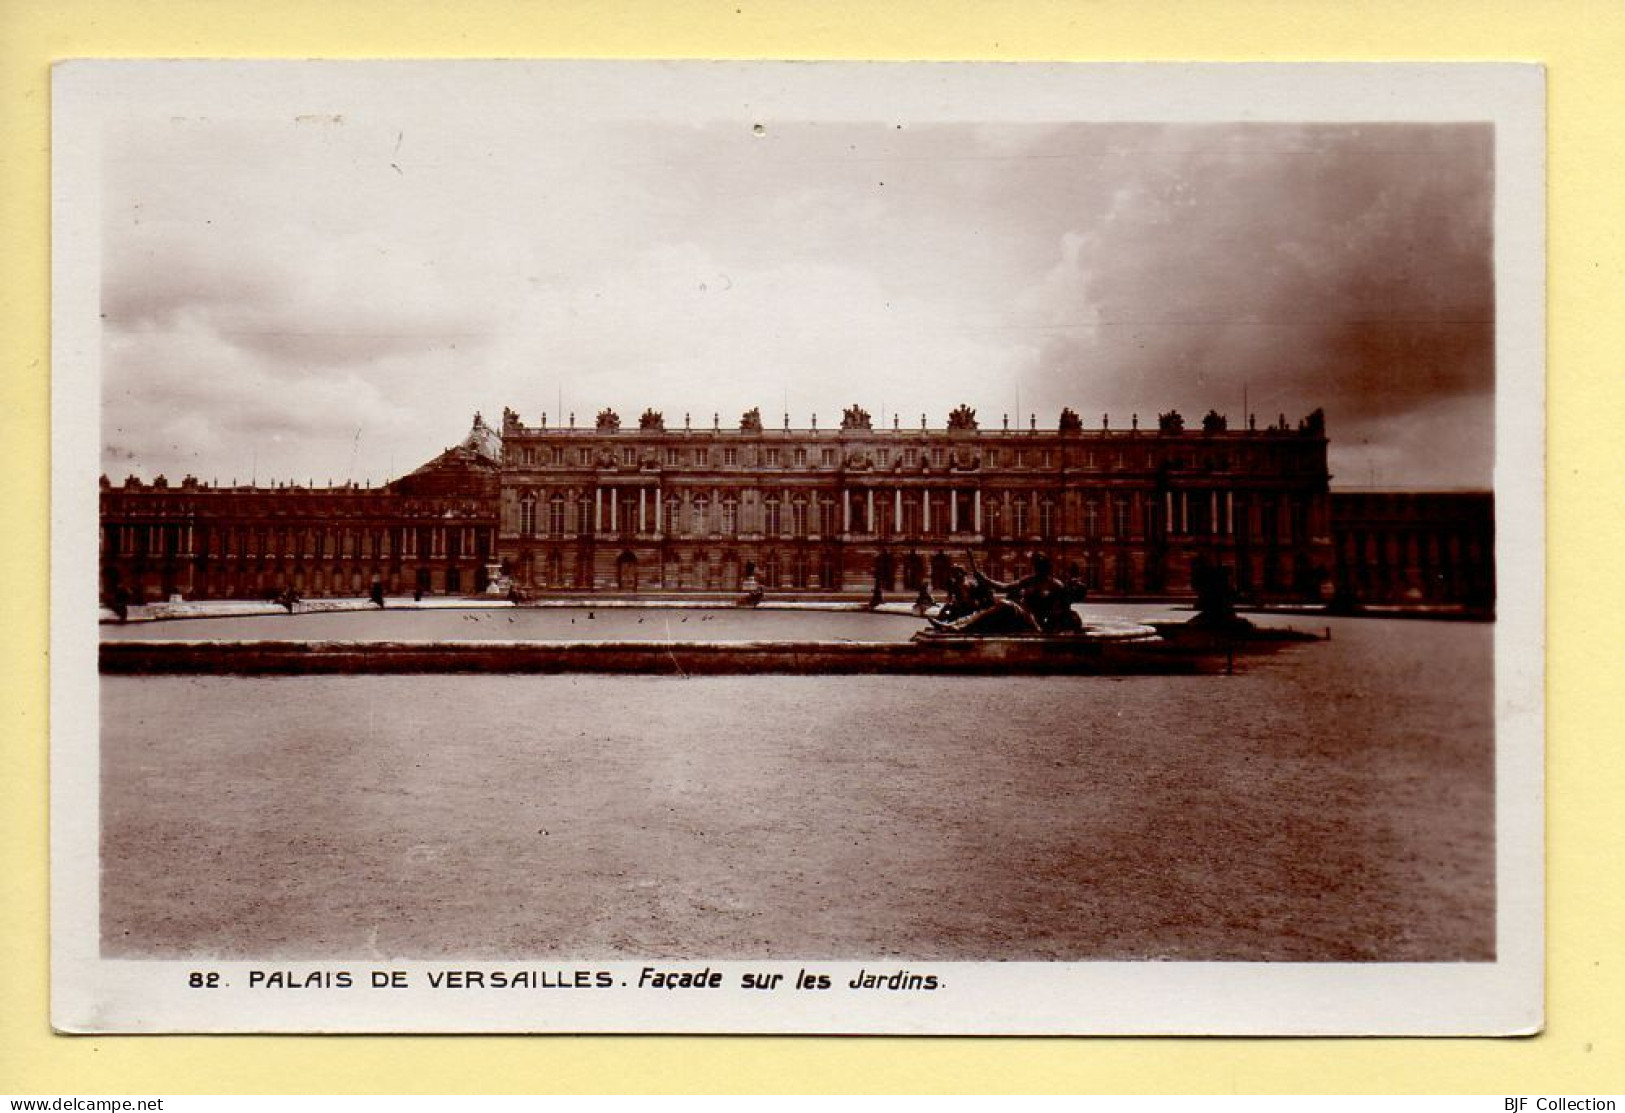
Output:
[101,637,1208,676]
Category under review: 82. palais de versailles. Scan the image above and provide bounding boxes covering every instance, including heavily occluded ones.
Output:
[98,403,1495,611]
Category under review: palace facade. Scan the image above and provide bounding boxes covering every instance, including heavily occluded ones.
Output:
[1330,490,1495,609]
[493,404,1334,600]
[99,417,501,603]
[100,404,1493,610]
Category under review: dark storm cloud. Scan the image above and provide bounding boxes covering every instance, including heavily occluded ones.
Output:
[1014,125,1494,439]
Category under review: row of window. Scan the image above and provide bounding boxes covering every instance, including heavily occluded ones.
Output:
[505,443,1318,473]
[104,524,494,561]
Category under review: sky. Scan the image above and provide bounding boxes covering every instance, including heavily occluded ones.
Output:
[100,111,1495,489]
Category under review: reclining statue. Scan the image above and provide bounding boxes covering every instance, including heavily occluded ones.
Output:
[929,552,1084,635]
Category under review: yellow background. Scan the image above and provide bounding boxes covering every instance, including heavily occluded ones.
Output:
[4,0,1620,1094]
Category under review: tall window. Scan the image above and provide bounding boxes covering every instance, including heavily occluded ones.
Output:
[665,448,680,466]
[1113,497,1131,539]
[766,448,781,467]
[519,494,537,536]
[692,497,709,534]
[621,447,636,467]
[578,447,593,466]
[1011,498,1028,537]
[1041,449,1055,468]
[721,499,738,535]
[764,498,782,535]
[578,496,593,535]
[904,448,918,467]
[818,497,838,537]
[877,449,890,467]
[794,447,808,468]
[724,447,738,467]
[551,446,565,466]
[985,499,1002,539]
[930,447,946,468]
[820,447,836,468]
[549,495,566,536]
[791,499,808,538]
[1083,499,1099,539]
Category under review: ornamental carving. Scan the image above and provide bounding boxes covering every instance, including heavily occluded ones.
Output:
[947,404,978,431]
[1058,407,1083,434]
[841,404,872,431]
[595,408,621,432]
[1157,410,1185,434]
[739,407,763,433]
[638,408,665,432]
[1202,409,1227,433]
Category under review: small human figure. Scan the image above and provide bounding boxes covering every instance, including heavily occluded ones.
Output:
[369,578,385,609]
[867,582,884,610]
[739,560,763,607]
[277,586,301,614]
[413,586,423,603]
[111,582,130,623]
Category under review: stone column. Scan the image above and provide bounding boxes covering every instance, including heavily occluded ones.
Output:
[610,489,618,534]
[1225,490,1234,535]
[922,489,931,533]
[974,489,982,534]
[1211,490,1219,538]
[894,489,903,532]
[866,489,875,533]
[639,488,647,534]
[843,492,851,533]
[655,487,663,535]
[950,488,959,534]
[595,488,603,534]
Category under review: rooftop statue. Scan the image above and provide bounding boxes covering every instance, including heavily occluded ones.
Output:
[739,407,763,433]
[841,404,872,431]
[596,408,621,432]
[947,404,978,431]
[1058,407,1084,433]
[638,408,665,432]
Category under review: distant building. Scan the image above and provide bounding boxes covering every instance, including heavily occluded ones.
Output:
[99,416,501,602]
[1329,490,1495,610]
[494,404,1335,600]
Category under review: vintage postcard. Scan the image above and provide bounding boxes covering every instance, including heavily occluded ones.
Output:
[51,60,1544,1034]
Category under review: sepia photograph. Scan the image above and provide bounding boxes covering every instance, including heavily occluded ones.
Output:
[51,61,1544,1034]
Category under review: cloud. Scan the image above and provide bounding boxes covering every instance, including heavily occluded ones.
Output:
[98,118,1496,487]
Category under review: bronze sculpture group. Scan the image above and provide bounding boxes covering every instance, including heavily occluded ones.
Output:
[927,552,1087,636]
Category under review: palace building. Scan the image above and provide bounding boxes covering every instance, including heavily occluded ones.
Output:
[99,417,501,603]
[493,403,1335,600]
[100,403,1492,610]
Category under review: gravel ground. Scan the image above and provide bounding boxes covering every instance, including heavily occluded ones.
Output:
[100,614,1494,961]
